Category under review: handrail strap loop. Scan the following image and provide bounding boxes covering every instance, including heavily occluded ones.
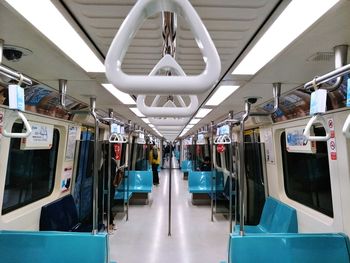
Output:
[303,114,331,141]
[1,111,32,138]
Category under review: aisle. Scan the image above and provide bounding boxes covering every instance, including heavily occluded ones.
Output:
[109,162,229,263]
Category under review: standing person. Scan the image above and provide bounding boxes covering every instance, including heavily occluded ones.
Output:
[149,142,160,185]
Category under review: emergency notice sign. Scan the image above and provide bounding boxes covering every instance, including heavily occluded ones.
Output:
[327,118,337,160]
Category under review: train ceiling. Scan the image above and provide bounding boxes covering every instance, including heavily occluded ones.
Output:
[0,0,349,139]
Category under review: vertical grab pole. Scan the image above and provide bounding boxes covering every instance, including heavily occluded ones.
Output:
[210,121,215,222]
[238,101,250,236]
[168,141,172,236]
[91,97,99,234]
[126,120,132,221]
[0,39,4,63]
[228,111,234,232]
[107,109,113,231]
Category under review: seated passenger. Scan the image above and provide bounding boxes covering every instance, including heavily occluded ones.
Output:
[200,156,211,171]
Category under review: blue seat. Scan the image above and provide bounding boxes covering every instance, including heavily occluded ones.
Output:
[39,195,89,232]
[229,233,350,263]
[188,171,213,193]
[114,170,152,200]
[181,160,192,172]
[128,170,152,192]
[234,197,298,233]
[0,230,110,263]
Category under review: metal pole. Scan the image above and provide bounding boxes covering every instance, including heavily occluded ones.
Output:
[228,111,234,232]
[126,121,132,221]
[168,141,172,236]
[0,39,3,63]
[91,97,99,234]
[238,102,250,236]
[0,64,32,86]
[107,109,113,231]
[210,121,214,222]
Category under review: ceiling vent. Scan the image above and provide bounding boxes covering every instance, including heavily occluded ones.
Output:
[307,52,334,62]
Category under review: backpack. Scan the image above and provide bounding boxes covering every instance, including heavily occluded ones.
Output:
[152,147,158,160]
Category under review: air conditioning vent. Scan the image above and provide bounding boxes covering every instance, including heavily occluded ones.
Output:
[307,52,334,62]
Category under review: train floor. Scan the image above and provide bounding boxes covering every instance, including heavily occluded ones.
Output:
[109,159,229,263]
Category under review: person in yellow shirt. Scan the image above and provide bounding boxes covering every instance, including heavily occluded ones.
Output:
[149,142,160,185]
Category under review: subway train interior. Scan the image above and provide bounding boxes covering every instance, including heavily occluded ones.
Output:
[1,0,350,262]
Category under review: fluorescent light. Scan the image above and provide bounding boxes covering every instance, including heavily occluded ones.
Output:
[206,85,240,106]
[142,118,151,124]
[195,108,212,118]
[130,107,145,117]
[149,124,155,128]
[232,0,339,75]
[5,0,105,72]
[186,124,194,129]
[189,119,201,125]
[102,84,135,105]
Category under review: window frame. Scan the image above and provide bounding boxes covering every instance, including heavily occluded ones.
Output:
[1,122,60,215]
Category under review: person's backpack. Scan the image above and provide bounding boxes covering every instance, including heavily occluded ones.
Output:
[152,147,158,160]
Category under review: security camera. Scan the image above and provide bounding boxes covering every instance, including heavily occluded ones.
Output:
[3,48,23,62]
[2,45,32,62]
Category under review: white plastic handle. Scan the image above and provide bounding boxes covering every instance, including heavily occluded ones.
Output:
[136,137,146,144]
[137,95,198,117]
[156,126,184,131]
[219,134,232,145]
[105,0,221,95]
[109,133,128,143]
[303,114,331,141]
[1,111,32,138]
[149,117,189,126]
[214,135,222,145]
[342,114,350,138]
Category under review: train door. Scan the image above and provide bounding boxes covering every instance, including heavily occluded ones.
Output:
[244,129,267,225]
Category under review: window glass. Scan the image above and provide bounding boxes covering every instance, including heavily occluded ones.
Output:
[2,123,59,214]
[133,143,148,171]
[281,129,333,217]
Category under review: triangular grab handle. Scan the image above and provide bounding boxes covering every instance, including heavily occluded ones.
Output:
[342,114,350,138]
[137,95,198,117]
[149,117,189,126]
[1,111,32,138]
[219,134,232,145]
[214,135,223,145]
[105,0,221,95]
[303,114,331,141]
[109,133,128,144]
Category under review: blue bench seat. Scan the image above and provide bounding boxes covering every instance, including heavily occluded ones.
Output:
[234,197,298,233]
[181,160,192,172]
[229,233,350,263]
[0,230,110,263]
[188,171,213,193]
[128,170,152,193]
[40,194,90,232]
[114,170,152,201]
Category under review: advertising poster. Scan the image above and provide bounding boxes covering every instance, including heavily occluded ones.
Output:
[20,122,54,150]
[61,167,73,192]
[65,126,78,161]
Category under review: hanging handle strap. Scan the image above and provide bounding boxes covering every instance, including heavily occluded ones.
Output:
[105,0,221,95]
[342,114,350,138]
[137,95,198,117]
[2,111,32,138]
[219,134,232,144]
[214,135,222,145]
[303,114,331,141]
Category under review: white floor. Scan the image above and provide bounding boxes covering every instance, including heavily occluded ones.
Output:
[109,160,229,263]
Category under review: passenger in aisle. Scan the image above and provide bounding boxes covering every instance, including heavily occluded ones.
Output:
[149,142,160,185]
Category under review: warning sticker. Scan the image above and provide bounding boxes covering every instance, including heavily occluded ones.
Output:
[327,118,337,160]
